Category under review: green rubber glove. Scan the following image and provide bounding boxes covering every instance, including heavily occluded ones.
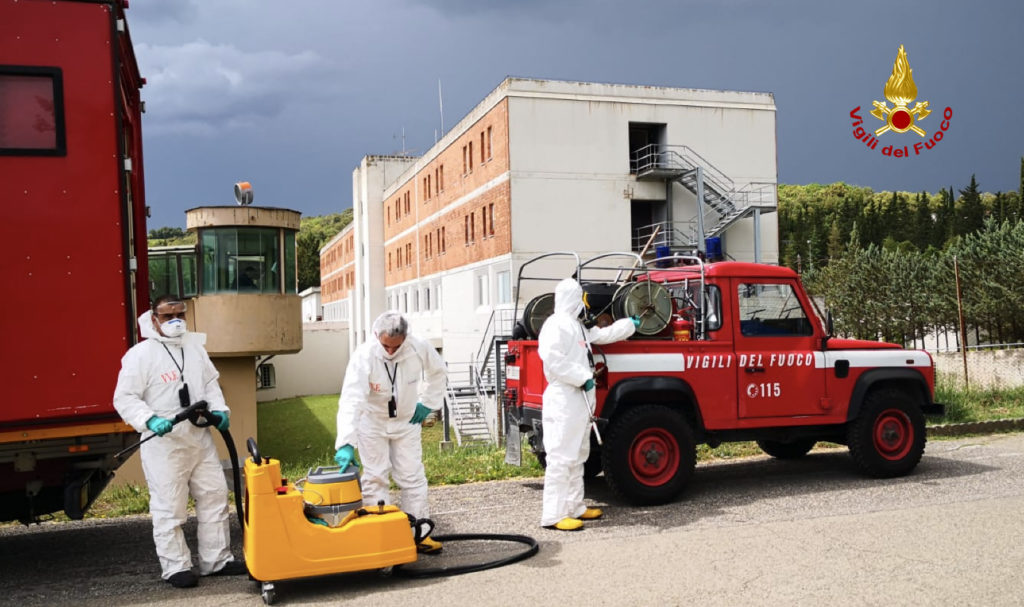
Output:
[631,315,642,328]
[146,415,173,436]
[334,444,355,470]
[410,402,431,425]
[211,411,230,431]
[307,515,328,526]
[582,378,595,391]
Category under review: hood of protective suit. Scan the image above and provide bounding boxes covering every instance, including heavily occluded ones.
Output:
[137,310,204,345]
[553,278,585,318]
[371,337,410,361]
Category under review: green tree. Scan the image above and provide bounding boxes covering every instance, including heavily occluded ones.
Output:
[296,209,353,292]
[911,191,932,249]
[956,175,985,237]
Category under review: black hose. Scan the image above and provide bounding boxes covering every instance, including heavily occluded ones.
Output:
[217,428,245,528]
[394,533,539,579]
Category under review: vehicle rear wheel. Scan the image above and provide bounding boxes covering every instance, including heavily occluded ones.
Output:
[847,387,926,478]
[602,405,695,505]
[756,438,816,459]
[532,437,601,478]
[583,437,602,479]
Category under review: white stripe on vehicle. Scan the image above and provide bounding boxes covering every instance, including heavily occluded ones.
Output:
[604,353,687,373]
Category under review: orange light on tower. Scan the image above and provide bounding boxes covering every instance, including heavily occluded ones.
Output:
[870,45,931,137]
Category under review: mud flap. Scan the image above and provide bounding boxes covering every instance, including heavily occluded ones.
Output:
[504,423,522,466]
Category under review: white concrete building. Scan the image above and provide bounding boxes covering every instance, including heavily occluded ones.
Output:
[299,286,322,322]
[322,77,779,372]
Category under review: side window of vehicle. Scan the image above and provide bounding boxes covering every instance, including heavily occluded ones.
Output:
[0,66,66,156]
[737,283,812,337]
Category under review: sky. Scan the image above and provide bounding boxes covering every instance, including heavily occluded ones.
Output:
[126,0,1024,230]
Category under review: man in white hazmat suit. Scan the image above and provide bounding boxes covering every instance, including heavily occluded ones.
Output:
[335,311,447,553]
[538,278,637,530]
[113,295,246,588]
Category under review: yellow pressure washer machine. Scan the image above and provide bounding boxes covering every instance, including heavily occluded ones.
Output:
[235,438,537,605]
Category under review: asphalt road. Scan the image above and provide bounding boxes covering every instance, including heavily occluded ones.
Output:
[3,433,1024,606]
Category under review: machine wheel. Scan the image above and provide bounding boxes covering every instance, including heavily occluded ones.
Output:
[261,582,276,605]
[756,438,817,459]
[602,405,695,505]
[847,387,926,478]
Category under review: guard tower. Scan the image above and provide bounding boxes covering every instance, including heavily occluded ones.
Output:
[183,185,302,463]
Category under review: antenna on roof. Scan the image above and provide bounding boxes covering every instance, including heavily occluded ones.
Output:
[438,79,445,136]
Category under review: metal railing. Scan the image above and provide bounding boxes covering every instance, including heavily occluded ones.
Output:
[631,144,777,249]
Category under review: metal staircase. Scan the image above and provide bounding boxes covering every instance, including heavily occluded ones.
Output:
[632,144,776,254]
[444,371,492,446]
[442,308,518,446]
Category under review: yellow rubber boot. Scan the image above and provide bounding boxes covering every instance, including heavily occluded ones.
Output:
[547,517,584,531]
[417,536,443,554]
[579,507,603,520]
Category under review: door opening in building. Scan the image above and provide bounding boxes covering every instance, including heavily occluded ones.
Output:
[629,122,666,173]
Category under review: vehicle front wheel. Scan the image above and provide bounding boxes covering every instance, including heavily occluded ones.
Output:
[602,405,695,505]
[757,438,816,459]
[847,388,926,478]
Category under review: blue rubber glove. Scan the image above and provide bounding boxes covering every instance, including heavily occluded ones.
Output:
[307,515,328,526]
[410,402,431,425]
[146,415,173,436]
[631,315,642,328]
[334,444,355,470]
[582,378,595,391]
[211,411,230,431]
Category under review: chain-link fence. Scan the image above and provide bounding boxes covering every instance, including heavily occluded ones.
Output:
[930,344,1024,389]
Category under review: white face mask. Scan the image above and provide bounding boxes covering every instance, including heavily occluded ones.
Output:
[160,318,186,338]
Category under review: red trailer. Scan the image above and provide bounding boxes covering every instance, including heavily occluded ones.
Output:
[0,0,148,523]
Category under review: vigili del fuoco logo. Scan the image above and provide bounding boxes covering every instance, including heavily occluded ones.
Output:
[850,45,952,158]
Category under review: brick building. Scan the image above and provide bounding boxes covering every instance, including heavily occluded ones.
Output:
[321,77,779,369]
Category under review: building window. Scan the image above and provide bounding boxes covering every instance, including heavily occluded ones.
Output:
[497,270,511,304]
[488,202,495,236]
[477,273,489,306]
[464,216,469,245]
[462,146,467,174]
[199,227,289,294]
[481,205,488,238]
[414,289,420,312]
[404,191,410,215]
[468,141,474,171]
[406,243,412,267]
[487,126,493,160]
[0,67,66,155]
[439,165,444,191]
[480,131,486,164]
[441,226,446,253]
[425,287,431,311]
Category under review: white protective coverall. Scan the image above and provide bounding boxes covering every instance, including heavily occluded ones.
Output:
[335,333,446,519]
[112,311,232,579]
[538,278,636,526]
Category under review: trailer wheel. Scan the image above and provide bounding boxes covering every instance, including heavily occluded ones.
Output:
[756,439,816,459]
[602,405,695,505]
[847,388,926,478]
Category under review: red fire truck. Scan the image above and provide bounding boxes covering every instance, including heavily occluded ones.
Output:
[0,0,148,522]
[504,253,945,505]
